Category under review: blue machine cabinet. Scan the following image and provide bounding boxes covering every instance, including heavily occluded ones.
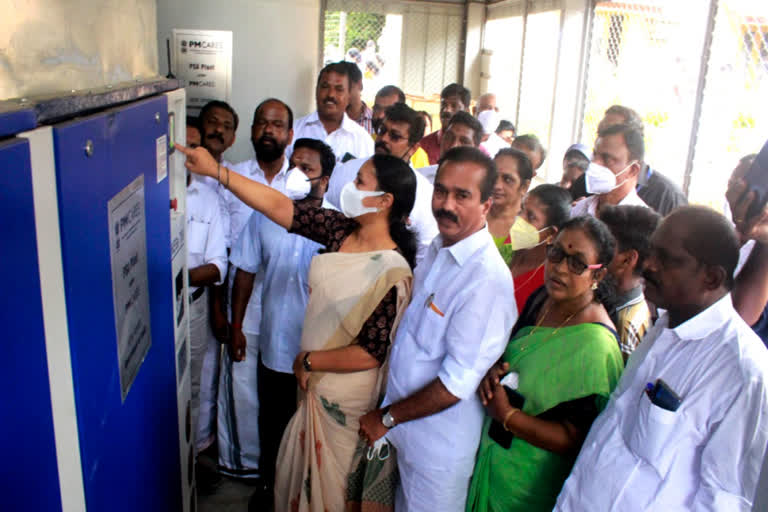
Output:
[0,137,62,511]
[50,95,181,511]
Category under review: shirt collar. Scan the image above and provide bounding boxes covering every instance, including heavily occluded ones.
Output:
[308,111,357,134]
[436,226,493,267]
[613,286,645,312]
[669,293,735,341]
[359,101,373,121]
[245,157,289,179]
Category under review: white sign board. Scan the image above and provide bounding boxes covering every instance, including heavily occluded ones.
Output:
[172,29,233,117]
[108,175,152,401]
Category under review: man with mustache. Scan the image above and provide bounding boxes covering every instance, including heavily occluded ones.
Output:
[419,83,471,165]
[417,111,484,184]
[358,146,517,511]
[216,98,295,481]
[325,102,439,265]
[290,61,374,162]
[556,206,768,511]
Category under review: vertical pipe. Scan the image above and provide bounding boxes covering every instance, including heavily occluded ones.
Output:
[683,0,719,198]
[573,0,596,143]
[458,0,470,85]
[546,0,567,163]
[318,0,328,70]
[515,0,530,129]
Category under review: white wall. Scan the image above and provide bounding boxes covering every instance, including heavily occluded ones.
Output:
[0,0,159,100]
[156,0,321,164]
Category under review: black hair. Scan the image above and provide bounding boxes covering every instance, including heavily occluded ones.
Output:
[418,110,433,126]
[495,147,533,183]
[441,83,471,108]
[293,138,336,178]
[511,134,547,169]
[187,116,199,128]
[252,98,293,129]
[446,111,484,146]
[604,105,644,133]
[371,154,418,269]
[199,100,239,131]
[558,215,617,306]
[671,206,740,290]
[384,103,426,145]
[527,184,572,228]
[342,61,363,86]
[599,205,662,276]
[317,61,351,89]
[597,122,645,163]
[496,119,516,134]
[437,146,497,202]
[375,85,406,103]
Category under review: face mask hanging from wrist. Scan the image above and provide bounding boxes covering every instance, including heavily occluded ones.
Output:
[507,216,552,251]
[340,181,385,218]
[585,161,636,195]
[284,168,312,200]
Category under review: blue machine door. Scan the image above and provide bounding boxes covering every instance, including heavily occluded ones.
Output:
[52,96,180,511]
[0,137,62,511]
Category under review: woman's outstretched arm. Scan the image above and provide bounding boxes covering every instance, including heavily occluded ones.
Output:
[176,143,294,229]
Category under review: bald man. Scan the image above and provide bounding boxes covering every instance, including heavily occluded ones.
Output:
[556,206,768,511]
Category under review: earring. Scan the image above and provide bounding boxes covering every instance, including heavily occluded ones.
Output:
[591,282,598,290]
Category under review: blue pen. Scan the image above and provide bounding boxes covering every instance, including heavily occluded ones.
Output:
[645,382,655,399]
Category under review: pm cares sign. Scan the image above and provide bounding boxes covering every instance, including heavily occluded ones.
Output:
[172,29,233,116]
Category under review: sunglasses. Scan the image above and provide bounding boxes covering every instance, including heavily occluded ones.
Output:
[376,125,406,143]
[546,244,603,275]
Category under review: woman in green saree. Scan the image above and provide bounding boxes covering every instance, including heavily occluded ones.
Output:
[467,215,625,512]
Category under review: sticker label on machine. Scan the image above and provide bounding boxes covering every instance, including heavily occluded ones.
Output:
[108,174,152,402]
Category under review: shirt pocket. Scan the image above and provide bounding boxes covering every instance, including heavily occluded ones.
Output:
[411,300,448,358]
[187,217,210,256]
[625,391,680,477]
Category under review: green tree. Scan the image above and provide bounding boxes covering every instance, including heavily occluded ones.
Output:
[345,12,385,52]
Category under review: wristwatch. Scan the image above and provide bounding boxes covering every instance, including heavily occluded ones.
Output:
[302,351,312,372]
[381,406,396,428]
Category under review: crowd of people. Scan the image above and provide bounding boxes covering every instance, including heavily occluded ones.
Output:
[178,59,768,511]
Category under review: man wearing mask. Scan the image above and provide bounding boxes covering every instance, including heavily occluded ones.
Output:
[420,83,472,165]
[326,102,439,265]
[417,111,484,184]
[372,85,430,169]
[217,98,295,481]
[291,61,374,162]
[571,123,648,217]
[556,206,768,511]
[229,138,336,509]
[478,109,510,158]
[358,146,517,511]
[472,92,498,116]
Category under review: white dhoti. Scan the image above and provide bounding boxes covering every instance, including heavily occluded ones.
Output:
[216,331,260,477]
[395,455,474,512]
[189,288,219,454]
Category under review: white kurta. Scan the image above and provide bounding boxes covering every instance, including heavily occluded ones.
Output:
[383,228,518,511]
[416,163,439,184]
[325,156,439,266]
[570,186,648,217]
[555,294,768,511]
[289,111,374,163]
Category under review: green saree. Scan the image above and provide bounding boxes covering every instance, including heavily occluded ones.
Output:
[493,235,514,266]
[466,322,624,512]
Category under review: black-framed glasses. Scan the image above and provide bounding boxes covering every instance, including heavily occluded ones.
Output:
[376,125,406,143]
[546,244,603,275]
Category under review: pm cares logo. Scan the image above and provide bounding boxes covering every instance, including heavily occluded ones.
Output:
[180,39,224,53]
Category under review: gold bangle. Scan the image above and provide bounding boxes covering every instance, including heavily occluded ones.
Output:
[503,407,520,432]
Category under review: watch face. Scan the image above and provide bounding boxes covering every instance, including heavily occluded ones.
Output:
[382,412,395,428]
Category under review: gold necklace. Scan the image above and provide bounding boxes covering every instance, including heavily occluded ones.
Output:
[518,298,591,352]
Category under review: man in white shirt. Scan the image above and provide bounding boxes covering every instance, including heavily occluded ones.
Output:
[216,98,294,479]
[417,111,484,184]
[477,109,509,158]
[289,61,374,162]
[185,125,228,458]
[358,147,518,511]
[326,102,438,265]
[571,122,648,217]
[556,206,768,511]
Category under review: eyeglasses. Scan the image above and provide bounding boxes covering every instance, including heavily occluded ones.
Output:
[376,125,406,143]
[546,244,603,275]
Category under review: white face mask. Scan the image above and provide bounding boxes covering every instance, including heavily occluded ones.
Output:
[585,161,635,195]
[340,181,384,218]
[284,168,311,200]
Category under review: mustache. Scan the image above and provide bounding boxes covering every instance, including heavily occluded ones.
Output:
[374,140,390,154]
[434,208,458,223]
[206,132,224,143]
